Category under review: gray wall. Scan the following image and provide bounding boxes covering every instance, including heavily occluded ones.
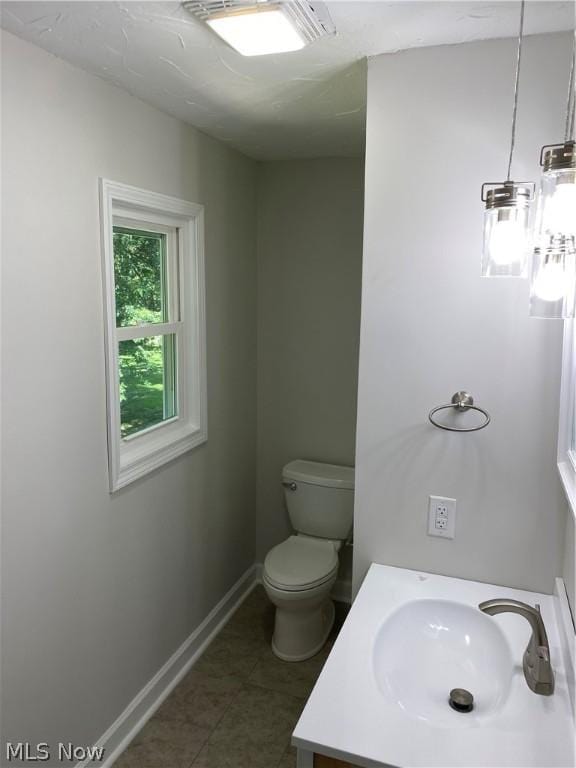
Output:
[563,512,575,616]
[354,33,571,596]
[1,31,257,757]
[4,24,573,762]
[256,160,364,565]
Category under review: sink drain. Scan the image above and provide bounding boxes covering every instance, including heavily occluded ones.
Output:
[448,688,474,713]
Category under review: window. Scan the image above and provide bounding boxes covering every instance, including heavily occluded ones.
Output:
[100,180,206,491]
[558,320,576,519]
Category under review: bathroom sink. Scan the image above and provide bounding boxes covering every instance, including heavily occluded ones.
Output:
[372,598,513,727]
[293,565,575,767]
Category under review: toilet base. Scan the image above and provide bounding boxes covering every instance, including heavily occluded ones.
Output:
[270,593,336,662]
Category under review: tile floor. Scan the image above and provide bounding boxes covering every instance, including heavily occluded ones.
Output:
[113,585,349,768]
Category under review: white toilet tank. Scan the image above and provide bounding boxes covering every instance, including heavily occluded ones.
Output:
[282,460,354,540]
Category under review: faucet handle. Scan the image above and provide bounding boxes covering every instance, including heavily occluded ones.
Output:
[479,597,554,696]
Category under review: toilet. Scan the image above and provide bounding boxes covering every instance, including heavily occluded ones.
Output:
[262,459,354,662]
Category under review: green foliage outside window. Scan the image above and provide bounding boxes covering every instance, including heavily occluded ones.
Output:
[113,228,165,327]
[113,228,175,437]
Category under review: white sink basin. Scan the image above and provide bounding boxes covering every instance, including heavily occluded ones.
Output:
[372,598,513,726]
[292,565,575,767]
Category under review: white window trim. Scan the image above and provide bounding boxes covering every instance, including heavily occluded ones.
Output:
[99,179,207,491]
[558,319,576,520]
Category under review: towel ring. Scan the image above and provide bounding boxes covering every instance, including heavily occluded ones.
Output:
[428,391,491,432]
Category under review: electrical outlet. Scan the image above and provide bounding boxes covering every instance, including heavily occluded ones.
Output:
[428,495,456,539]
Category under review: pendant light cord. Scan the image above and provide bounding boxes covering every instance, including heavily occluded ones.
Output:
[506,0,525,181]
[564,28,575,142]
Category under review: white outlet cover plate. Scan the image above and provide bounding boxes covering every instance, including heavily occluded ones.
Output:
[428,495,456,539]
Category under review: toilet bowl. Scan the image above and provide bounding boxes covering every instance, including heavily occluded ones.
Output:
[263,460,354,662]
[263,535,340,661]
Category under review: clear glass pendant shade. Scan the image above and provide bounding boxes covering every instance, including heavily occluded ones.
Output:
[529,142,576,318]
[536,155,576,239]
[481,183,533,277]
[482,204,531,276]
[540,171,576,236]
[480,0,533,279]
[529,235,576,318]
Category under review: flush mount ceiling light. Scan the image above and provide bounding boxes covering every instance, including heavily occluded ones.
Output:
[481,0,534,278]
[529,32,576,319]
[182,0,335,56]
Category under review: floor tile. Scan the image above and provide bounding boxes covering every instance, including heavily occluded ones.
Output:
[113,590,349,768]
[219,585,274,646]
[277,750,297,768]
[113,717,210,768]
[191,684,305,768]
[193,631,266,680]
[156,670,244,730]
[247,641,333,699]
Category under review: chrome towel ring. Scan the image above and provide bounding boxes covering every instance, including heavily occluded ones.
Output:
[428,391,491,432]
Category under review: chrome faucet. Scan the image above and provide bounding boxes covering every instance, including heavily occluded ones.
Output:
[479,598,554,696]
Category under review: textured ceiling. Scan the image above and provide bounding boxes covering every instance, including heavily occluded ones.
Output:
[1,1,574,159]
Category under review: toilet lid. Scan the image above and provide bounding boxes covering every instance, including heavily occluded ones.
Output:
[263,536,338,591]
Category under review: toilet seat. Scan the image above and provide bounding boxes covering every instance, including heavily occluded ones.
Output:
[263,535,339,592]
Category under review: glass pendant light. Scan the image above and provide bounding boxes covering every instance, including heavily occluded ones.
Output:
[530,33,576,318]
[481,0,534,278]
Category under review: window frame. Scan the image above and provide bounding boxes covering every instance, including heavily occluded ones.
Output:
[100,179,207,491]
[558,319,576,520]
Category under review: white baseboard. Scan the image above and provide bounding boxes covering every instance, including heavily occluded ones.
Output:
[78,564,259,768]
[253,563,352,604]
[554,576,575,717]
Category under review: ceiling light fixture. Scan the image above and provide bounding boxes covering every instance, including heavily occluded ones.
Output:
[481,0,534,278]
[529,32,576,319]
[183,0,335,57]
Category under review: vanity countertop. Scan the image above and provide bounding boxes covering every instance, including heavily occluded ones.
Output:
[292,564,575,768]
